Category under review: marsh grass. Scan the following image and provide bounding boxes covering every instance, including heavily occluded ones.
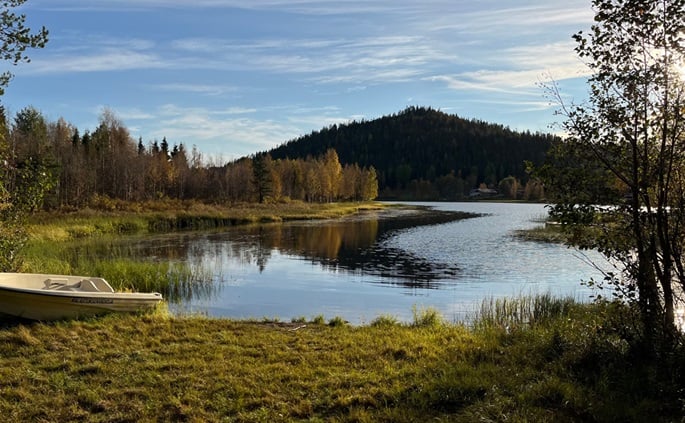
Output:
[370,314,400,327]
[9,205,685,420]
[411,306,444,328]
[0,299,681,422]
[29,201,386,240]
[21,201,386,297]
[21,237,217,301]
[84,259,217,302]
[513,224,569,243]
[474,293,577,331]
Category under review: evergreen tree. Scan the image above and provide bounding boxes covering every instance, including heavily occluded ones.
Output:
[268,107,555,198]
[252,153,273,203]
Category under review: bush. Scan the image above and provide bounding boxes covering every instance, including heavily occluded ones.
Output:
[412,306,443,328]
[370,314,400,327]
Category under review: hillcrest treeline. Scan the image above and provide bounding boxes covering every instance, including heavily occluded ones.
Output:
[268,106,556,200]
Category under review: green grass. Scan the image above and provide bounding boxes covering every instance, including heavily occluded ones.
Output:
[474,293,577,331]
[514,224,568,243]
[20,236,217,302]
[28,200,388,241]
[0,298,681,422]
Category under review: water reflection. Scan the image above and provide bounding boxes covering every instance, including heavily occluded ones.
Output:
[190,208,472,288]
[66,208,474,302]
[61,203,613,322]
[271,210,467,288]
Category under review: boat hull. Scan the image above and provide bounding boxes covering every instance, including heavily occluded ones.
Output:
[0,273,163,321]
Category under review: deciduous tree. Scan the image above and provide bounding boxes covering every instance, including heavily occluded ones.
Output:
[543,0,685,341]
[0,0,48,95]
[0,2,48,270]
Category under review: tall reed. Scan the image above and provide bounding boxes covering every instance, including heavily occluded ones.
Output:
[22,238,218,302]
[473,293,578,331]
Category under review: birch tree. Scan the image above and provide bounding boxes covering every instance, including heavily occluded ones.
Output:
[544,0,685,341]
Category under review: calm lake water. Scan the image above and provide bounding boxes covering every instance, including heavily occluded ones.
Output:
[126,202,610,323]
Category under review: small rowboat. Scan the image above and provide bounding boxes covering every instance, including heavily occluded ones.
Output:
[0,272,163,321]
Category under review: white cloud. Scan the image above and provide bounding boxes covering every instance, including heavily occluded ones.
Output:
[26,1,591,91]
[151,83,239,97]
[168,34,455,86]
[114,108,156,120]
[35,0,434,15]
[424,3,592,34]
[131,104,302,156]
[15,0,599,158]
[27,49,164,74]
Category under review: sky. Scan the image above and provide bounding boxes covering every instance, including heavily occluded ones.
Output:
[3,0,595,160]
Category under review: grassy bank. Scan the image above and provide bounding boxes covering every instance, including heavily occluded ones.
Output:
[28,200,387,242]
[19,200,387,294]
[514,222,569,243]
[0,298,681,422]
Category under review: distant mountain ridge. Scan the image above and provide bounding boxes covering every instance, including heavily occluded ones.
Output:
[267,106,557,199]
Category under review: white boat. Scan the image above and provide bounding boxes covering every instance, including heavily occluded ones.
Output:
[0,272,163,321]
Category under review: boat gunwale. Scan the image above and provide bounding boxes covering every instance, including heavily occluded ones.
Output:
[0,284,163,300]
[0,273,162,300]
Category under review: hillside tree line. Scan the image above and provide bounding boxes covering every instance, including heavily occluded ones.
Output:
[3,106,378,209]
[269,106,554,200]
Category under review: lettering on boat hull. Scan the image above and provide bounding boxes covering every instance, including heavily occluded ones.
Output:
[71,298,115,304]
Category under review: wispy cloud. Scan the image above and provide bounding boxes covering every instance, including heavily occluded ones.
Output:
[28,50,164,73]
[169,34,453,85]
[150,83,240,97]
[27,1,591,87]
[14,0,598,157]
[422,2,592,35]
[125,104,302,157]
[22,33,166,74]
[35,0,433,15]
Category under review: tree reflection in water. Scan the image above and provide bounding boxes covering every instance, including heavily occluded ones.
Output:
[235,208,475,289]
[66,207,477,302]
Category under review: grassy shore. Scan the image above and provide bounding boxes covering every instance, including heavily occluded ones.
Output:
[20,200,390,294]
[0,298,681,422]
[7,201,683,420]
[28,199,387,242]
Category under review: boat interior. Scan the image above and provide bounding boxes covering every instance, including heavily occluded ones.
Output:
[43,278,115,293]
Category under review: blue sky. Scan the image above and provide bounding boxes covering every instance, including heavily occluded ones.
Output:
[4,0,594,160]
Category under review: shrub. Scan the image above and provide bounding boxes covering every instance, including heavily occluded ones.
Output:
[370,314,400,327]
[412,306,443,328]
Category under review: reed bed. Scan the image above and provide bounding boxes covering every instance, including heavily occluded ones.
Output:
[21,237,217,302]
[6,204,683,420]
[29,200,387,240]
[474,293,578,330]
[21,201,385,300]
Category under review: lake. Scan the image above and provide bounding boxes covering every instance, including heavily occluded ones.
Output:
[123,202,611,323]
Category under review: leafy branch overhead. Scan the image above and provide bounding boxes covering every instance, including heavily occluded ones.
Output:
[0,0,48,271]
[0,0,48,95]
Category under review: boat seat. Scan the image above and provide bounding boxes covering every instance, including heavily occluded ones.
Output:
[78,280,100,292]
[87,278,114,293]
[44,278,70,289]
[44,278,84,291]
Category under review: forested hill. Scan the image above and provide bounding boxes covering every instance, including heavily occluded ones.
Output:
[267,106,558,200]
